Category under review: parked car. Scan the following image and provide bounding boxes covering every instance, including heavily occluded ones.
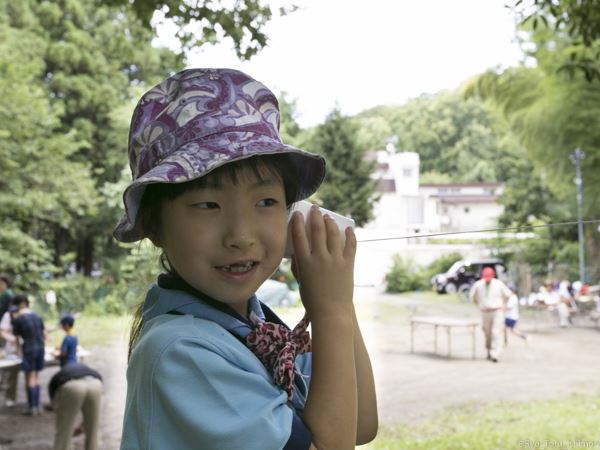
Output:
[432,258,507,296]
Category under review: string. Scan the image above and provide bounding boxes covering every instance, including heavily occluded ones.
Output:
[356,219,600,243]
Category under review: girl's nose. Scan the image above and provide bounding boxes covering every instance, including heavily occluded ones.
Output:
[222,220,256,251]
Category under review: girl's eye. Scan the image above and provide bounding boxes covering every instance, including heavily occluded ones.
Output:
[257,198,278,207]
[193,202,219,210]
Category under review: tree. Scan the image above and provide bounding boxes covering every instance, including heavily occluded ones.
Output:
[103,0,295,60]
[465,27,600,281]
[355,92,517,183]
[278,91,302,146]
[1,0,181,278]
[0,20,97,283]
[513,0,600,80]
[310,109,379,227]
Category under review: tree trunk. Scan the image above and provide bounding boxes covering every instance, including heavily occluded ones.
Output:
[76,235,95,277]
[53,226,67,268]
[587,231,598,284]
[83,235,94,277]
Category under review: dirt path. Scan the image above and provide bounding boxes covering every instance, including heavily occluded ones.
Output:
[0,339,127,450]
[1,288,599,449]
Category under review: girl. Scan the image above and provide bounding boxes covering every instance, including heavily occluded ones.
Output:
[115,68,378,449]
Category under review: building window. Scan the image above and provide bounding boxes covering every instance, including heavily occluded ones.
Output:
[464,207,470,213]
[403,168,412,177]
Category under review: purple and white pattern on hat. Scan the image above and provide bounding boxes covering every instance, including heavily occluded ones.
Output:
[114,68,326,242]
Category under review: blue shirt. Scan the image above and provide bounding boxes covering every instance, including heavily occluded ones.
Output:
[12,310,45,355]
[60,334,78,367]
[121,280,312,450]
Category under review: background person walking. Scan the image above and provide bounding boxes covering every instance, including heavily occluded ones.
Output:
[469,267,512,362]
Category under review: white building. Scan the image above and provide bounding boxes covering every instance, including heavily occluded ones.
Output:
[353,149,505,286]
[366,150,504,235]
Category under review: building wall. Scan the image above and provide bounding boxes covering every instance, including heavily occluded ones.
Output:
[434,201,504,232]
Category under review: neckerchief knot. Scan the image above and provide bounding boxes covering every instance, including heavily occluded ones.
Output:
[246,312,311,401]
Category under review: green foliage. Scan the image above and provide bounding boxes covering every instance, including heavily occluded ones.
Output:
[38,241,161,316]
[102,0,285,60]
[385,255,426,293]
[355,92,518,183]
[514,0,600,81]
[278,91,302,147]
[385,252,468,294]
[423,251,464,282]
[309,109,379,227]
[465,27,600,281]
[0,0,181,283]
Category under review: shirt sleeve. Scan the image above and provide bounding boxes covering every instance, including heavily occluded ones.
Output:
[11,317,21,337]
[60,337,68,354]
[0,312,10,331]
[127,333,297,450]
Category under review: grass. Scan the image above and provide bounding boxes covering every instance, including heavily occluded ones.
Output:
[46,314,131,349]
[361,392,600,449]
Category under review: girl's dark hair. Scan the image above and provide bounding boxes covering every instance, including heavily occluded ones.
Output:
[127,154,300,360]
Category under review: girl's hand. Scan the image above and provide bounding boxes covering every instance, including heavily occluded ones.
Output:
[290,205,357,318]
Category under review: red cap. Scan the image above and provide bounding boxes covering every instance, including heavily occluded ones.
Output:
[481,267,495,281]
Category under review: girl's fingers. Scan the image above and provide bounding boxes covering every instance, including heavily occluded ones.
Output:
[309,205,327,254]
[291,211,310,259]
[343,226,357,260]
[290,255,300,280]
[324,214,341,254]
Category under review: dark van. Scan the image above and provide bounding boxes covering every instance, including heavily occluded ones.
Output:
[432,258,507,295]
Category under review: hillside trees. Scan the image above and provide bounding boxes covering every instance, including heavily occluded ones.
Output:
[355,92,518,183]
[0,22,96,282]
[0,0,180,281]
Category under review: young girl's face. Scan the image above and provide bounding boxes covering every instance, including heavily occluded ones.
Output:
[157,165,289,315]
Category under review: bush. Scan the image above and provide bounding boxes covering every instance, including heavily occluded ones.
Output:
[423,251,463,282]
[385,255,427,293]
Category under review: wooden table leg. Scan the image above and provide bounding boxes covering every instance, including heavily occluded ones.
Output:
[411,321,415,353]
[447,326,451,359]
[472,325,476,360]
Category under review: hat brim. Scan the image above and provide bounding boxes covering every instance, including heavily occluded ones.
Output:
[113,132,326,242]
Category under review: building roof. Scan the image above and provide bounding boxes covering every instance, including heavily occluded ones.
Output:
[433,195,500,204]
[420,182,502,188]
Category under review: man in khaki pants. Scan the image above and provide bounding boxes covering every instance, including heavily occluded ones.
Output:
[469,267,512,362]
[48,362,103,450]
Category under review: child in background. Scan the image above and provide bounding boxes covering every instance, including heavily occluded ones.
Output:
[115,68,378,449]
[12,294,47,415]
[57,314,78,367]
[0,305,20,407]
[505,284,528,341]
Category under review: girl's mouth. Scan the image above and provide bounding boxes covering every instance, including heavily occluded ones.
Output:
[216,261,258,274]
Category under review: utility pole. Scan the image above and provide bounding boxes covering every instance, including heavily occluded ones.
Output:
[569,148,585,282]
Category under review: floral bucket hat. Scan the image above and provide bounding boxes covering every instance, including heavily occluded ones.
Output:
[113,68,326,242]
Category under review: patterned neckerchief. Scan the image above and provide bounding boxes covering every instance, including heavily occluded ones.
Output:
[155,272,312,400]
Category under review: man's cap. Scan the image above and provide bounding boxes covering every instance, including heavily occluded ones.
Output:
[481,267,495,281]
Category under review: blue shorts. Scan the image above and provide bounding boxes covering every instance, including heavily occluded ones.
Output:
[21,349,45,372]
[505,318,517,329]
